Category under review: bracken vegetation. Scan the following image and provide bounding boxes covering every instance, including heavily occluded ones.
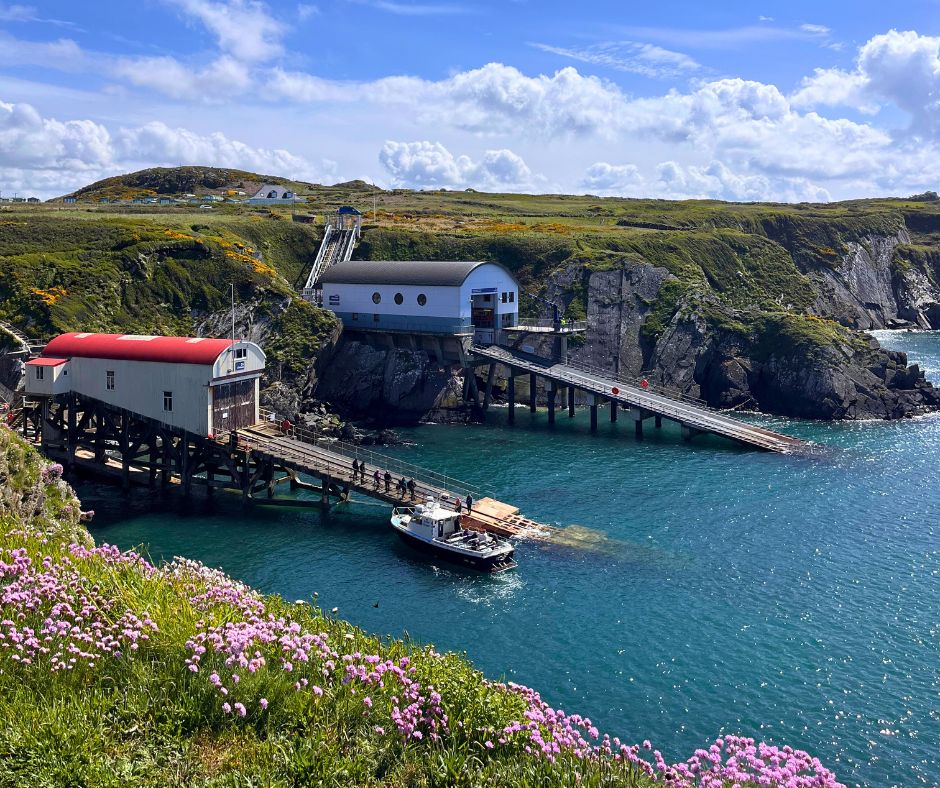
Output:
[0,426,844,786]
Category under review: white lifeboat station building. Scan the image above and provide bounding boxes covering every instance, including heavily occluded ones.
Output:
[319,260,520,345]
[25,333,265,437]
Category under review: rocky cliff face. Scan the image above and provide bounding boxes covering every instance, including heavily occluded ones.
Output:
[802,230,940,330]
[560,246,940,420]
[316,339,469,424]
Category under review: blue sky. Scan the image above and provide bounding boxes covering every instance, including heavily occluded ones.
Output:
[3,0,940,200]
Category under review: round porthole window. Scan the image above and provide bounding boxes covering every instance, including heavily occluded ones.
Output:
[394,292,404,305]
[372,292,381,304]
[417,293,427,306]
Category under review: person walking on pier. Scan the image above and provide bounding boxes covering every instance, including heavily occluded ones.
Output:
[454,497,462,515]
[398,477,407,499]
[384,470,392,493]
[351,458,359,482]
[465,493,473,513]
[407,477,417,502]
[373,469,380,490]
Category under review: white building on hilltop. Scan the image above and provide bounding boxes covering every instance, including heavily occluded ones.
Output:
[25,333,265,436]
[247,184,303,205]
[319,260,519,344]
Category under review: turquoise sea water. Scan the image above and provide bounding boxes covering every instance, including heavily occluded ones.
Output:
[83,330,940,788]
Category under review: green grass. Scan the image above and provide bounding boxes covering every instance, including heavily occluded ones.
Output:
[0,427,664,787]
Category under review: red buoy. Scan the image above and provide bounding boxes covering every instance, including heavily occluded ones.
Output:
[640,379,649,389]
[611,386,620,395]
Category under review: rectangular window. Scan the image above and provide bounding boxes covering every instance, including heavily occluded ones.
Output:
[509,291,515,303]
[351,312,359,321]
[35,366,44,381]
[234,347,247,360]
[373,313,380,322]
[106,370,115,391]
[163,391,173,412]
[501,292,508,303]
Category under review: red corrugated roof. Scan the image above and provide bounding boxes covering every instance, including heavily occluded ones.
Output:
[25,357,68,367]
[42,333,234,365]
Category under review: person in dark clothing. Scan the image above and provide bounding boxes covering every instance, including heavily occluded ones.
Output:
[384,471,392,493]
[357,460,365,480]
[398,478,408,498]
[373,469,380,490]
[465,493,473,513]
[454,497,462,514]
[407,478,417,501]
[351,459,359,482]
[341,483,350,502]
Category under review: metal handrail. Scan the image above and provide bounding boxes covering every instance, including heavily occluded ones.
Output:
[256,409,482,497]
[470,345,799,450]
[512,318,589,332]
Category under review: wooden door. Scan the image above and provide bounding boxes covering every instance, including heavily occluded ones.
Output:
[211,380,255,433]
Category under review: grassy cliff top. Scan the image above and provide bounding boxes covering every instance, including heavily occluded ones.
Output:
[0,426,843,786]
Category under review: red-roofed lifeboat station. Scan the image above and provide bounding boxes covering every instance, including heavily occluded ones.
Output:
[26,333,265,436]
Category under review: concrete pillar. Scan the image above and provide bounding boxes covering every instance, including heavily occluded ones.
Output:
[589,395,598,432]
[655,414,663,429]
[560,335,568,365]
[610,400,618,422]
[681,424,698,442]
[635,419,643,440]
[529,373,537,412]
[547,383,557,425]
[568,386,575,417]
[507,375,515,424]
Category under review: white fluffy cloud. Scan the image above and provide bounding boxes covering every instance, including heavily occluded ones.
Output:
[114,54,254,101]
[166,0,286,62]
[379,140,535,190]
[582,159,831,202]
[0,100,327,196]
[792,30,940,135]
[582,162,644,193]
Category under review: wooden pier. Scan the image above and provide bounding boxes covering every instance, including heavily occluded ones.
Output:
[472,344,807,454]
[21,393,553,540]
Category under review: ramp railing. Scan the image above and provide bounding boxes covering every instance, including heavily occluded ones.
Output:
[252,409,482,499]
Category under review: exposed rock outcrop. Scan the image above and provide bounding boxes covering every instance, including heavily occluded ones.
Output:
[316,339,470,424]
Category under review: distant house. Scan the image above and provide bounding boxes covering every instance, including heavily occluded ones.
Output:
[247,184,304,205]
[26,197,40,203]
[64,197,77,204]
[99,198,109,204]
[200,195,223,202]
[159,197,173,205]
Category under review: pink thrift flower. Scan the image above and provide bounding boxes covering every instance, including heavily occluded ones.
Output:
[234,703,246,717]
[485,740,494,749]
[259,698,268,710]
[222,702,231,714]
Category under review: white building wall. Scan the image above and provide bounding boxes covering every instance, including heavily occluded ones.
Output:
[321,263,519,334]
[25,363,71,397]
[323,283,460,318]
[211,342,266,379]
[69,357,214,436]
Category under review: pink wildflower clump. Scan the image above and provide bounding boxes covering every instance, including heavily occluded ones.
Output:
[0,539,845,786]
[484,681,844,787]
[0,544,158,671]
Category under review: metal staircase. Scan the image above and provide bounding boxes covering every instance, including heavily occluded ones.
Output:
[301,219,361,303]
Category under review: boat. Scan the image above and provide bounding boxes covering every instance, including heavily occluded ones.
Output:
[391,497,517,572]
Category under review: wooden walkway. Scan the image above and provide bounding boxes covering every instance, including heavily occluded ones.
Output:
[472,344,807,454]
[237,424,553,539]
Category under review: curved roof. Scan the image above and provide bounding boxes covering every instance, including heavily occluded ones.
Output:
[319,260,516,288]
[43,333,237,365]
